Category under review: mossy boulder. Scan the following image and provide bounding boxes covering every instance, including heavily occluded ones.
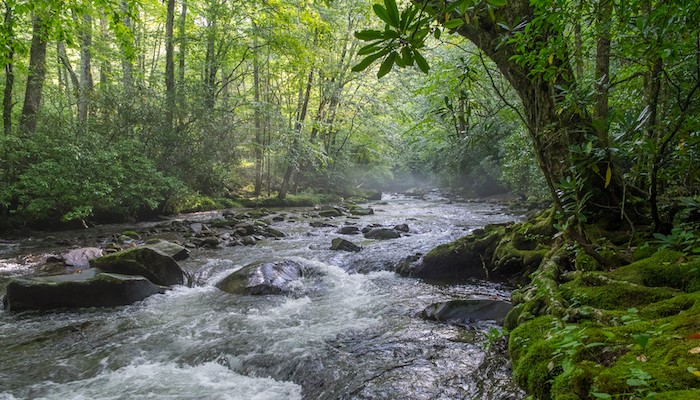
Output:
[3,269,165,311]
[364,228,401,240]
[330,238,361,252]
[144,239,189,261]
[90,245,191,287]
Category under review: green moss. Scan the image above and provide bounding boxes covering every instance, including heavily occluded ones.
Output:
[609,249,700,292]
[561,273,676,310]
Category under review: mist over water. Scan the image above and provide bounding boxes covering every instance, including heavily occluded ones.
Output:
[0,193,524,399]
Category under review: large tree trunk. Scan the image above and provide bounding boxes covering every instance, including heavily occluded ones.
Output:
[19,12,49,134]
[448,0,622,217]
[3,4,15,135]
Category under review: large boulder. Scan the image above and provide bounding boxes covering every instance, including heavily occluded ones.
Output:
[364,228,401,240]
[90,245,191,286]
[2,269,165,311]
[420,299,513,324]
[63,247,104,268]
[337,225,360,235]
[216,260,303,295]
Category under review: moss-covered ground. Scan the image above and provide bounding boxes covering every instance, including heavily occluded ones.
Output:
[506,242,700,399]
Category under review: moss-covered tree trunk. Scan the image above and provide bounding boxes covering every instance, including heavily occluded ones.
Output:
[439,0,623,218]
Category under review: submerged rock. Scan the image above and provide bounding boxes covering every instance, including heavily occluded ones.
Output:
[337,225,360,235]
[330,238,361,252]
[364,228,401,240]
[90,245,190,286]
[3,269,165,311]
[216,259,303,295]
[420,299,513,324]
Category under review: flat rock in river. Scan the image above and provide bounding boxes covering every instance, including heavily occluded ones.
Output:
[2,269,165,311]
[63,247,103,268]
[420,299,513,324]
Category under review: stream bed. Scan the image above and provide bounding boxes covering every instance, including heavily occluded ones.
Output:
[0,193,525,399]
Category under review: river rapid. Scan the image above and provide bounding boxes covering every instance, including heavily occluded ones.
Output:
[0,193,524,400]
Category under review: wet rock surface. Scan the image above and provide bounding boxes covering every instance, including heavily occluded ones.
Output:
[3,269,165,311]
[420,299,513,324]
[216,259,304,295]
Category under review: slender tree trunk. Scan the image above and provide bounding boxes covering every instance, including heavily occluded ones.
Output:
[574,2,584,80]
[594,0,612,140]
[19,12,49,135]
[78,13,94,128]
[278,68,314,200]
[253,50,264,196]
[3,3,15,135]
[121,1,134,93]
[177,0,187,111]
[203,0,218,110]
[165,0,176,132]
[99,16,111,87]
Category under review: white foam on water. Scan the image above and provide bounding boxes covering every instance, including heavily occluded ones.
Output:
[25,361,301,400]
[0,259,35,276]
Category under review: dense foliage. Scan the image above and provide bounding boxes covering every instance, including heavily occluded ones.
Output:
[1,0,545,226]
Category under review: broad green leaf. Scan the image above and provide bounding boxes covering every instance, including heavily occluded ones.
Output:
[434,29,442,39]
[377,51,397,78]
[384,0,400,28]
[604,165,612,188]
[487,0,508,6]
[358,43,381,56]
[373,4,392,26]
[401,47,414,66]
[413,49,430,73]
[443,19,465,29]
[352,49,389,72]
[591,394,612,399]
[355,30,383,41]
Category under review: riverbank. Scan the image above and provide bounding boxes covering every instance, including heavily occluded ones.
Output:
[410,209,700,399]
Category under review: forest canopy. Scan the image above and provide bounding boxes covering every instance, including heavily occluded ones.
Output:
[0,0,698,232]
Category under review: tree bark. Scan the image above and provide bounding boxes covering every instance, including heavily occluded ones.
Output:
[3,3,15,135]
[253,49,264,196]
[177,0,187,110]
[78,13,94,127]
[594,0,612,140]
[165,0,176,132]
[19,12,49,134]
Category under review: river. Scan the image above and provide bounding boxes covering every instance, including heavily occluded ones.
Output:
[0,193,524,399]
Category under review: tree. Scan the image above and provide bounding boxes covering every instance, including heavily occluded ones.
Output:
[354,0,626,223]
[19,9,51,134]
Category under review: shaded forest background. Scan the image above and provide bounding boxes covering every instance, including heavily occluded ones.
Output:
[0,0,698,232]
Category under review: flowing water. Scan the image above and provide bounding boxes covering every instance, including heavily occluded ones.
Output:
[0,193,525,399]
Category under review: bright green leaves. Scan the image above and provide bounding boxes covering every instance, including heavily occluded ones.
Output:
[486,0,508,6]
[352,0,431,78]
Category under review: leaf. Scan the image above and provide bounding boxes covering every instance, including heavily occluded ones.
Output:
[377,51,397,78]
[352,49,389,72]
[384,0,400,28]
[354,30,383,41]
[413,49,430,73]
[548,53,554,65]
[487,0,508,6]
[693,370,700,378]
[373,4,392,26]
[689,346,700,354]
[687,333,700,339]
[604,165,612,188]
[433,29,442,40]
[358,43,381,56]
[443,19,465,29]
[591,393,612,399]
[626,378,647,386]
